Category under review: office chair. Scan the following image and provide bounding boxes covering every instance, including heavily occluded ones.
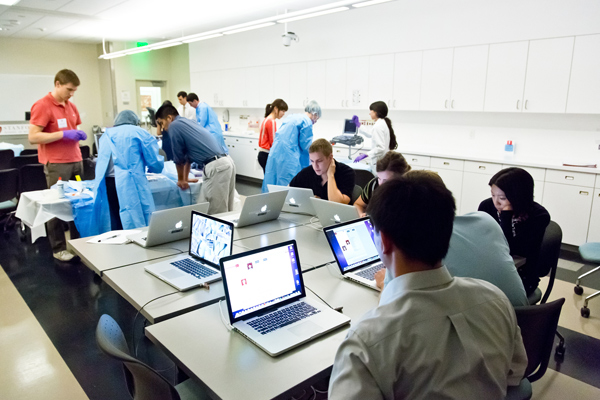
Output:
[505,298,565,400]
[574,243,600,318]
[350,185,362,206]
[82,158,96,181]
[9,154,40,170]
[0,168,19,232]
[80,145,90,160]
[20,149,38,156]
[353,169,375,189]
[0,149,15,169]
[96,315,208,400]
[19,164,47,194]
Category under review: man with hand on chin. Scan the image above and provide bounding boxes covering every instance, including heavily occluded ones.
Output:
[290,139,355,204]
[155,104,236,214]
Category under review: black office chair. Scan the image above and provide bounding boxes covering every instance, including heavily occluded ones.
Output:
[354,169,375,189]
[80,145,90,160]
[505,298,565,400]
[19,164,47,194]
[350,185,362,206]
[82,158,96,181]
[0,149,15,169]
[9,154,41,170]
[0,168,19,232]
[96,314,208,400]
[20,149,38,156]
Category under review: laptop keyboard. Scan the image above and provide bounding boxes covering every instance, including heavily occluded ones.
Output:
[248,302,320,335]
[355,263,384,281]
[171,259,218,279]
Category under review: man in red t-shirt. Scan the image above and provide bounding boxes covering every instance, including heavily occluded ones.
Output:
[29,69,87,262]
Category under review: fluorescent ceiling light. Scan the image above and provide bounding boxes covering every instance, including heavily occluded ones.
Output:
[0,0,21,5]
[277,7,349,23]
[149,41,182,50]
[223,22,276,35]
[100,53,127,60]
[352,0,392,8]
[126,47,152,55]
[183,33,223,43]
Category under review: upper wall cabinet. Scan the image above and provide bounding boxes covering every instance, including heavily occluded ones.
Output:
[567,34,600,114]
[273,64,291,105]
[289,62,308,109]
[368,54,395,106]
[522,37,574,113]
[325,58,347,109]
[346,56,370,108]
[450,45,489,111]
[420,48,454,111]
[306,61,327,106]
[484,41,529,112]
[193,70,221,107]
[392,51,422,110]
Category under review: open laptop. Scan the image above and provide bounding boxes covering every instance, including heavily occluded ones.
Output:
[220,240,350,357]
[144,211,233,291]
[128,203,209,247]
[224,191,287,228]
[323,217,384,291]
[267,185,316,215]
[310,197,360,227]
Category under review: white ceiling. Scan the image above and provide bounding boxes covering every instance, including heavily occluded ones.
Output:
[0,0,342,44]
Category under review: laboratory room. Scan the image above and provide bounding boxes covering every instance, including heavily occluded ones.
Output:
[2,0,600,399]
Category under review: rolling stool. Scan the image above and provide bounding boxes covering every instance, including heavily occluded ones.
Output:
[574,242,600,318]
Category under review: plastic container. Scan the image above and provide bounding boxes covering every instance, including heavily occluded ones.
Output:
[504,140,515,159]
[55,177,65,197]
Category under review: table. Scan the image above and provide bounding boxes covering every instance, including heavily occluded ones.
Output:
[145,266,379,400]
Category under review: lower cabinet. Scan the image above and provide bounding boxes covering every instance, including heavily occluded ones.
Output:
[587,189,600,243]
[542,182,593,245]
[226,137,262,180]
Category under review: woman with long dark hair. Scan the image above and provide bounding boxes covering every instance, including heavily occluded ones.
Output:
[355,101,398,171]
[258,99,288,174]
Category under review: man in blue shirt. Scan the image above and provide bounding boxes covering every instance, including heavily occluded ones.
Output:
[155,104,236,214]
[186,92,229,155]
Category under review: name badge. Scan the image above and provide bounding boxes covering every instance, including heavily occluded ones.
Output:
[57,118,68,128]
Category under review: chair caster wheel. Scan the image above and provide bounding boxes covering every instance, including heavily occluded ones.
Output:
[581,306,590,318]
[574,286,584,295]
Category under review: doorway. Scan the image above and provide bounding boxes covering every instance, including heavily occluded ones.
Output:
[135,80,168,129]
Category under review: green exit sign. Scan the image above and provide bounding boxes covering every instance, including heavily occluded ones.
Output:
[137,42,149,47]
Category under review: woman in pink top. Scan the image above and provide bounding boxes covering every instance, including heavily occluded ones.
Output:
[258,99,288,174]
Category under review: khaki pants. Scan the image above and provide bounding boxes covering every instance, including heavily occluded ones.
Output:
[200,156,236,214]
[44,161,83,253]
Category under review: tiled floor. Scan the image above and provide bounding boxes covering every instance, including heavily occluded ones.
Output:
[1,179,600,399]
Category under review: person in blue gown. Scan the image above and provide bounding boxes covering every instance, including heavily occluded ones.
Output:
[261,100,322,192]
[92,110,164,233]
[186,93,229,155]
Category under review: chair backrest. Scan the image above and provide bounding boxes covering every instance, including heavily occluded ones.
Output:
[20,149,38,156]
[82,158,96,181]
[0,168,19,203]
[537,221,562,304]
[350,184,362,205]
[19,164,47,193]
[80,145,90,160]
[0,149,15,169]
[514,298,565,382]
[96,314,181,400]
[9,154,41,170]
[354,169,375,189]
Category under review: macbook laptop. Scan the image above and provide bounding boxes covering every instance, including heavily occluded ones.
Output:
[224,191,287,228]
[310,197,360,227]
[128,203,209,247]
[144,211,233,291]
[220,240,350,357]
[267,185,316,215]
[323,217,384,291]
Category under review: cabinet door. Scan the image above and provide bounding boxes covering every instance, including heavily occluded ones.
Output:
[193,70,221,107]
[222,69,245,108]
[430,168,463,211]
[307,61,327,106]
[346,56,370,109]
[420,48,454,111]
[523,37,574,113]
[368,54,394,105]
[326,58,347,109]
[484,41,528,112]
[392,51,422,110]
[257,66,274,106]
[567,34,600,114]
[460,172,492,215]
[541,182,592,245]
[450,45,488,112]
[289,62,307,109]
[245,67,262,108]
[587,189,600,243]
[273,64,291,104]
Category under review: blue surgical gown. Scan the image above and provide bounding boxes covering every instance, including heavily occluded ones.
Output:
[261,114,313,192]
[196,102,229,155]
[91,125,164,233]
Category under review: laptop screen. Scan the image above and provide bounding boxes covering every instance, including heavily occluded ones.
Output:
[222,242,303,321]
[343,119,357,134]
[324,218,379,273]
[189,212,233,267]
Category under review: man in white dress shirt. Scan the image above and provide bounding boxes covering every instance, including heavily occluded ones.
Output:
[328,170,527,400]
[176,91,196,120]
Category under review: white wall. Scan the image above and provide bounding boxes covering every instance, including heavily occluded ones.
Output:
[188,0,600,165]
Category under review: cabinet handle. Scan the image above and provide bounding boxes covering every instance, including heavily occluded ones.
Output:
[478,166,486,170]
[580,191,589,195]
[516,100,520,110]
[443,162,450,165]
[341,100,344,108]
[565,176,574,180]
[451,100,454,109]
[444,100,448,109]
[524,100,528,110]
[412,158,418,162]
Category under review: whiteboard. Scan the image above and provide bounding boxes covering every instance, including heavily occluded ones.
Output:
[0,74,54,121]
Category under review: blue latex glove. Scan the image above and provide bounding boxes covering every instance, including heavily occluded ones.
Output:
[354,153,368,163]
[352,115,361,128]
[63,129,87,141]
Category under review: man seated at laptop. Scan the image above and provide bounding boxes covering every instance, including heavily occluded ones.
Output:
[354,151,411,217]
[328,171,527,399]
[289,139,355,204]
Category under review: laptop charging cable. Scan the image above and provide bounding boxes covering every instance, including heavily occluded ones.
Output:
[219,300,233,331]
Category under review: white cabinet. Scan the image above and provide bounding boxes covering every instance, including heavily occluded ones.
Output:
[567,34,600,114]
[306,61,327,106]
[429,157,464,210]
[245,67,262,108]
[368,54,394,106]
[522,37,575,113]
[586,189,600,243]
[484,41,529,112]
[258,66,274,106]
[289,62,308,109]
[346,56,369,109]
[403,153,430,169]
[392,51,422,110]
[221,68,245,108]
[273,64,291,104]
[542,182,593,245]
[420,48,454,111]
[325,58,347,109]
[227,137,261,179]
[193,70,221,107]
[459,161,503,215]
[450,45,489,112]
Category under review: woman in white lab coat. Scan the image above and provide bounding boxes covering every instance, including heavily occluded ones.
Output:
[354,101,397,171]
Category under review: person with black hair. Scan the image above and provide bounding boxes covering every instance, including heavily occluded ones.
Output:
[257,99,288,174]
[186,92,229,155]
[155,104,236,214]
[328,171,527,399]
[478,167,550,295]
[354,101,398,171]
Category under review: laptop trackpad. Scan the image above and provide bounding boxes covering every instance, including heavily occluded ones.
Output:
[162,269,185,279]
[288,320,321,337]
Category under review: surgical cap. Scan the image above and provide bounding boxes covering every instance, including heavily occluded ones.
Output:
[114,110,140,126]
[304,100,322,119]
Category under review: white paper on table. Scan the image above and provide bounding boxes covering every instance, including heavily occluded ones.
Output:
[87,229,142,244]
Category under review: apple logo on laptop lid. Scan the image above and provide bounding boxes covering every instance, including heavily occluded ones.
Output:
[169,220,184,234]
[258,205,268,216]
[333,214,341,223]
[289,197,299,207]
